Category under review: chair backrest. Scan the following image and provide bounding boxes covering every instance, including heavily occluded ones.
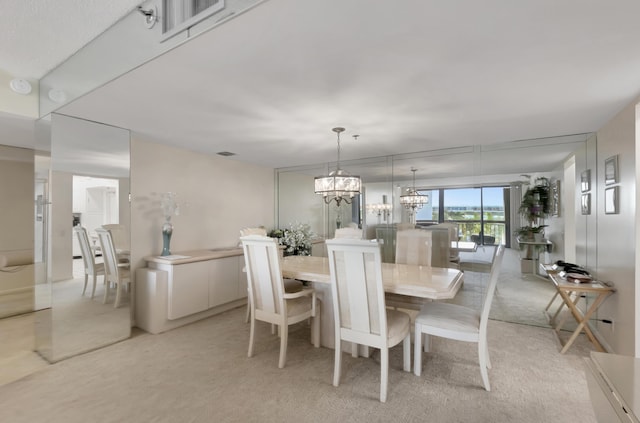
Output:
[396,223,415,231]
[240,235,286,317]
[420,226,452,267]
[101,224,129,250]
[239,227,267,237]
[334,227,363,239]
[95,228,120,282]
[326,239,388,342]
[479,244,505,333]
[74,226,96,274]
[395,229,432,266]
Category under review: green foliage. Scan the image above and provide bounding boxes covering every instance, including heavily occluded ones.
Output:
[519,177,551,225]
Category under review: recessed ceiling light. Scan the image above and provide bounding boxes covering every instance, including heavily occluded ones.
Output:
[48,89,67,103]
[9,78,32,95]
[217,151,236,157]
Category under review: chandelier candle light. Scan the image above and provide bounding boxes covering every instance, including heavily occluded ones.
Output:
[400,167,428,222]
[314,127,361,206]
[160,192,179,256]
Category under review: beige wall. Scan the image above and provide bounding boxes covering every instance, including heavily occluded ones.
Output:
[593,95,638,355]
[129,136,275,275]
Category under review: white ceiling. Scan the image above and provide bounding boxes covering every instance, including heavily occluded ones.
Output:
[0,0,142,79]
[3,0,640,172]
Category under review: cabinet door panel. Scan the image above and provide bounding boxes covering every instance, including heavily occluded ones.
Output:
[209,257,239,307]
[168,261,209,320]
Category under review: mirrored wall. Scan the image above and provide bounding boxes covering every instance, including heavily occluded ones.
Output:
[35,113,131,363]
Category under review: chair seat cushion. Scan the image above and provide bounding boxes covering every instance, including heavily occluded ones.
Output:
[386,309,411,340]
[415,302,480,335]
[286,295,314,317]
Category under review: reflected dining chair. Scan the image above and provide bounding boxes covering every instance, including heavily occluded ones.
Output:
[240,235,320,368]
[96,228,131,308]
[334,227,363,239]
[74,226,105,299]
[387,229,434,310]
[395,229,432,266]
[102,224,130,263]
[239,227,304,323]
[326,238,411,403]
[414,244,505,391]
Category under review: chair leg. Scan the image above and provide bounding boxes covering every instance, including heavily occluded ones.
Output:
[278,325,288,368]
[478,340,491,391]
[91,274,98,299]
[403,334,411,372]
[114,281,122,308]
[485,343,492,369]
[103,277,110,304]
[333,338,342,387]
[380,347,389,403]
[244,303,250,323]
[414,324,422,376]
[82,274,88,295]
[312,303,320,348]
[351,342,358,358]
[248,317,256,358]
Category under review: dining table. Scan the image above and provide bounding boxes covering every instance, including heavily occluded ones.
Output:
[281,255,464,350]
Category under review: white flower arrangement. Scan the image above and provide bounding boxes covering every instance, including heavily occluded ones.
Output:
[270,222,315,256]
[161,192,179,220]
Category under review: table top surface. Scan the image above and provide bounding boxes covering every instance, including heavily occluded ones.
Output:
[453,241,477,252]
[517,237,553,246]
[545,268,615,292]
[282,255,464,300]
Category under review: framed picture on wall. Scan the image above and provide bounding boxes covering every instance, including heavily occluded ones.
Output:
[605,186,619,214]
[581,169,591,192]
[604,155,618,185]
[581,193,591,215]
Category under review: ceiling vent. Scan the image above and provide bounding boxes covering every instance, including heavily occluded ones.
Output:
[217,151,235,157]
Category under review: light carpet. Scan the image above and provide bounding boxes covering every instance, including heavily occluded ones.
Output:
[0,304,596,423]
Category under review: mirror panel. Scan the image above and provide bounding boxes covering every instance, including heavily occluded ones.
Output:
[0,145,35,319]
[35,113,131,363]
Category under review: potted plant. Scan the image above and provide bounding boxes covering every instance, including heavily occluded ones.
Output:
[517,177,551,241]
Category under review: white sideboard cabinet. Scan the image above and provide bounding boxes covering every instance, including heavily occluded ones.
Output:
[137,249,247,334]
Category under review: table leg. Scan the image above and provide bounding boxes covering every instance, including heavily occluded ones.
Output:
[554,290,581,332]
[559,291,609,354]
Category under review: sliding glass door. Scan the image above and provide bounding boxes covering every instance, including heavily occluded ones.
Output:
[416,186,509,246]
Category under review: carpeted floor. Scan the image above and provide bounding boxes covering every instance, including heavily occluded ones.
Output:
[0,303,596,423]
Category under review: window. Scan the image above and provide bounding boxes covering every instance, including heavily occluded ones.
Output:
[416,186,509,246]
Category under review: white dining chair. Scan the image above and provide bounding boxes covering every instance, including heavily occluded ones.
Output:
[241,235,320,368]
[414,244,505,391]
[74,226,105,298]
[239,227,304,324]
[395,229,432,266]
[96,228,130,308]
[334,227,363,239]
[326,238,411,403]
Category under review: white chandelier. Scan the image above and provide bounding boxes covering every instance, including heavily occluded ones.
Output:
[314,127,361,207]
[400,167,428,211]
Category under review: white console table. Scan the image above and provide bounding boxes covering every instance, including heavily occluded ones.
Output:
[136,249,247,334]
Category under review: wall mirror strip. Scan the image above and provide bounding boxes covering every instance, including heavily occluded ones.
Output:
[33,113,131,363]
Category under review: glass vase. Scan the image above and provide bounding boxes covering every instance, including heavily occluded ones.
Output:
[161,217,173,256]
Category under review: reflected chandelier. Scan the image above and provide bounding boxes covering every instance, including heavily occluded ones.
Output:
[400,167,428,211]
[314,127,361,206]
